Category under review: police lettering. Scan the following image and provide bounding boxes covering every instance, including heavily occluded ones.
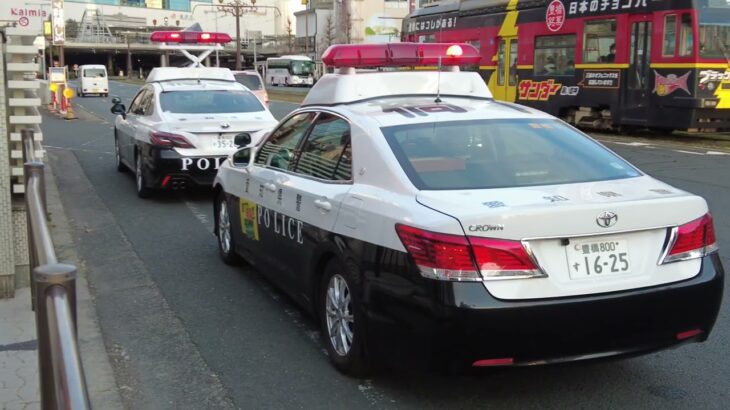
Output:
[257,207,304,244]
[181,157,225,171]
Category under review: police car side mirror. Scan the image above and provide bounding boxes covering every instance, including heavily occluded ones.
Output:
[232,146,254,168]
[110,103,126,119]
[234,132,252,148]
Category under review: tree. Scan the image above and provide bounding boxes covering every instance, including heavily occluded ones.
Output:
[285,18,294,53]
[322,15,335,49]
[65,19,79,39]
[345,11,353,44]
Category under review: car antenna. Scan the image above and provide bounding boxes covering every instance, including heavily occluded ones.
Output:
[435,55,442,103]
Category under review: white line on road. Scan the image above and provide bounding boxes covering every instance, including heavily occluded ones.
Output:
[43,145,113,155]
[706,151,730,156]
[183,200,214,232]
[673,149,705,155]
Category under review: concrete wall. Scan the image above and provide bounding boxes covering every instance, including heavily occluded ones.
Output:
[0,37,15,298]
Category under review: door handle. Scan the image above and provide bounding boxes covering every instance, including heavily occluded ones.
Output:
[314,198,332,212]
[264,182,277,192]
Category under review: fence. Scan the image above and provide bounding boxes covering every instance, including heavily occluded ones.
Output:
[22,129,91,410]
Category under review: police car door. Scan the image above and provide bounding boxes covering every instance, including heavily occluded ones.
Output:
[117,88,148,165]
[238,112,316,278]
[268,112,353,291]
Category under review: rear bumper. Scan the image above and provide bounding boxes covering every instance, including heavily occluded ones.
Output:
[145,149,226,188]
[366,254,724,367]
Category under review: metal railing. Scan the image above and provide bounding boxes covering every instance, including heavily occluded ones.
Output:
[22,129,91,410]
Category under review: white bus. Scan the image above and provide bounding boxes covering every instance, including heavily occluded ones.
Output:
[265,55,315,87]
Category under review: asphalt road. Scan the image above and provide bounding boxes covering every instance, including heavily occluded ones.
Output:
[41,79,730,409]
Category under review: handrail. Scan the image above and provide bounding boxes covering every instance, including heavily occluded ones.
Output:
[22,129,91,410]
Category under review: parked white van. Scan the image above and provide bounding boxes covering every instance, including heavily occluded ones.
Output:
[78,64,109,97]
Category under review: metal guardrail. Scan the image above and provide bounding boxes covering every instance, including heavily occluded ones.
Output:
[22,129,91,410]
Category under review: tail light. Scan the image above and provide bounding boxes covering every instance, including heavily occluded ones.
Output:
[469,237,545,280]
[150,131,195,149]
[661,213,718,264]
[395,224,544,281]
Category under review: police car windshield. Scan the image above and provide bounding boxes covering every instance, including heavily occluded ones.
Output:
[381,118,641,190]
[159,90,264,114]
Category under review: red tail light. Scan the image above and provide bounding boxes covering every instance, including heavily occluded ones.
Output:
[469,237,543,279]
[662,213,718,264]
[395,224,544,281]
[395,224,479,281]
[150,131,195,149]
[150,31,232,44]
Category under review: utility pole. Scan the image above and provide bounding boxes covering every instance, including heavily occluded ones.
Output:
[121,31,133,79]
[204,9,221,66]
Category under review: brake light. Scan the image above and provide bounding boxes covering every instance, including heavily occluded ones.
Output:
[469,237,543,280]
[150,131,195,149]
[321,43,481,68]
[150,31,232,44]
[395,224,544,281]
[395,224,480,281]
[662,213,718,264]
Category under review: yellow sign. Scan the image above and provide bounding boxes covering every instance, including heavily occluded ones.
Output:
[44,21,52,37]
[49,83,58,92]
[63,88,74,99]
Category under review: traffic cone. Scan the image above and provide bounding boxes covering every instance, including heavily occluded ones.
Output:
[64,100,77,120]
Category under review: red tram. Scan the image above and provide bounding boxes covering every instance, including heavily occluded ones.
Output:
[402,0,730,131]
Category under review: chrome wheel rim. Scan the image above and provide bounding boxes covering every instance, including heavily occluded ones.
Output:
[135,156,143,192]
[325,274,354,356]
[218,200,231,254]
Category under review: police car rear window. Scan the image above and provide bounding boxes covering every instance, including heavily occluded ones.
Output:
[159,90,264,114]
[381,119,641,190]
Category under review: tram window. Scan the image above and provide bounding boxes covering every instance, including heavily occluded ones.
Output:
[583,19,617,63]
[663,15,677,56]
[679,14,694,56]
[699,24,730,59]
[534,35,576,77]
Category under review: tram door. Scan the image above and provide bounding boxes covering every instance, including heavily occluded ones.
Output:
[623,16,652,122]
[494,37,518,102]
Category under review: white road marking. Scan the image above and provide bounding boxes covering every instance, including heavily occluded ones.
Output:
[183,200,214,232]
[673,149,705,155]
[43,145,113,155]
[706,151,730,156]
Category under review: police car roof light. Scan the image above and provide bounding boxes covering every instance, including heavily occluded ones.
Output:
[320,43,480,68]
[150,31,232,44]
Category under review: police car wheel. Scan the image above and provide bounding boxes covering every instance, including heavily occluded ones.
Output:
[114,136,125,172]
[320,260,369,376]
[135,154,153,198]
[216,194,241,265]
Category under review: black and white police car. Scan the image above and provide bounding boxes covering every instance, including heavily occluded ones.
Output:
[110,56,277,198]
[212,43,723,374]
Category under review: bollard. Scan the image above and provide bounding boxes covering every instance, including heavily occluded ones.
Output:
[33,263,89,410]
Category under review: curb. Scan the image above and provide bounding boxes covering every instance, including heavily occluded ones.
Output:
[44,159,124,410]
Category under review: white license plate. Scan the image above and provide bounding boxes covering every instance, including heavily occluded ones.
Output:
[566,239,630,279]
[212,135,235,149]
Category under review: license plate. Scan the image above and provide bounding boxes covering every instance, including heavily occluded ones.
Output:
[566,239,630,279]
[212,135,235,149]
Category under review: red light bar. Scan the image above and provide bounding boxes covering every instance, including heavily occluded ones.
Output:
[321,43,481,68]
[150,31,232,44]
[472,358,514,367]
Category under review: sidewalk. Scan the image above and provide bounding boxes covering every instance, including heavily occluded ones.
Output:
[0,162,123,410]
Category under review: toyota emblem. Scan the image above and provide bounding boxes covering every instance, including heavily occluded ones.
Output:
[596,211,618,228]
[221,122,231,129]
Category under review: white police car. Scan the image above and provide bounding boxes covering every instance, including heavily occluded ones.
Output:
[212,43,723,374]
[110,32,278,198]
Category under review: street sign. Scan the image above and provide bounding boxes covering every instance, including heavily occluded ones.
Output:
[49,67,66,83]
